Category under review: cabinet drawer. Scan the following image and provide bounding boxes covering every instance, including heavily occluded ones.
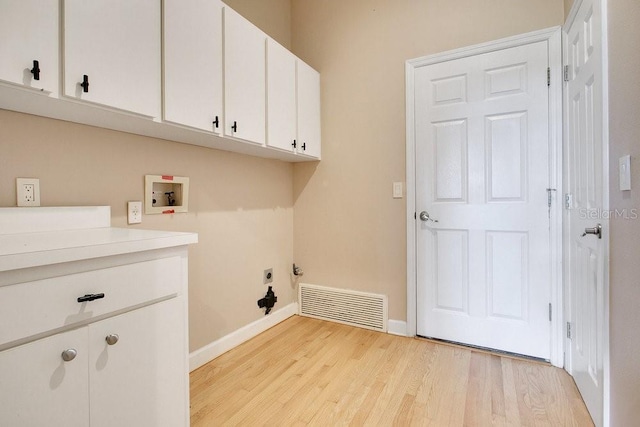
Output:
[0,256,181,348]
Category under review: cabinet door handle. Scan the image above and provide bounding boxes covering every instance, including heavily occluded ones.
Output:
[212,116,219,129]
[231,121,237,133]
[61,348,78,362]
[80,74,89,92]
[302,142,306,151]
[30,60,41,81]
[77,293,105,303]
[105,334,119,346]
[292,139,297,149]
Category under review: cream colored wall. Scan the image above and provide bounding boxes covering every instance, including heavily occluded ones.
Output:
[607,0,640,424]
[0,0,294,353]
[223,0,292,49]
[290,0,564,321]
[0,110,294,352]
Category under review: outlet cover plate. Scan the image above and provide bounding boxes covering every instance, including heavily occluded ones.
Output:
[127,201,143,224]
[16,178,40,207]
[264,268,273,284]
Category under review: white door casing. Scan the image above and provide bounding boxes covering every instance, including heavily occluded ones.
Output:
[563,0,609,425]
[406,28,564,366]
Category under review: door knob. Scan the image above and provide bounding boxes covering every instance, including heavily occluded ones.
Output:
[582,224,602,239]
[105,334,119,346]
[61,348,78,362]
[419,211,438,223]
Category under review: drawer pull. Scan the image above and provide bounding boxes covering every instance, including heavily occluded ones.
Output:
[61,348,77,362]
[31,60,41,81]
[105,334,119,346]
[77,293,105,303]
[80,74,89,92]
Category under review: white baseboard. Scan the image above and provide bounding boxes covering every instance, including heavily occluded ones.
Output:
[189,302,298,372]
[388,319,408,336]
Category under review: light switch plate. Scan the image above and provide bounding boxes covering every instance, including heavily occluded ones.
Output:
[393,182,403,199]
[127,201,142,224]
[619,155,631,191]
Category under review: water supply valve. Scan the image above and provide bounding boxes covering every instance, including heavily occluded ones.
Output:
[257,286,277,315]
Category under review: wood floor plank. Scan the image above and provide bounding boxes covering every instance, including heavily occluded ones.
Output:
[190,316,593,426]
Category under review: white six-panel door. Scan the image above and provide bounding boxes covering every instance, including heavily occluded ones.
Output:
[414,40,552,359]
[564,0,607,424]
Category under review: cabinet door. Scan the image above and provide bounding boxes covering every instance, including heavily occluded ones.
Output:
[164,0,223,133]
[63,0,161,118]
[89,298,187,427]
[296,60,322,159]
[0,328,89,427]
[0,0,58,94]
[266,39,297,153]
[223,7,266,145]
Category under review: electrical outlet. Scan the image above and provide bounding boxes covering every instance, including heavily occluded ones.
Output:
[16,178,40,207]
[264,268,273,284]
[127,201,143,224]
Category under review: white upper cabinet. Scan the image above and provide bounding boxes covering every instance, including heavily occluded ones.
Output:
[0,1,319,162]
[63,0,161,118]
[297,60,321,159]
[164,0,223,134]
[223,7,266,145]
[266,39,297,153]
[0,0,58,95]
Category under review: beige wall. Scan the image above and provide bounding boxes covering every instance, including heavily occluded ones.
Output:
[0,0,295,353]
[607,0,640,424]
[290,0,564,321]
[223,0,292,49]
[0,110,294,352]
[564,0,574,17]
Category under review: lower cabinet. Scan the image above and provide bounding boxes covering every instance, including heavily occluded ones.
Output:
[0,298,186,427]
[0,328,90,427]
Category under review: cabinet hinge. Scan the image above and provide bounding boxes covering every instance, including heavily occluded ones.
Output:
[564,65,571,82]
[547,67,551,86]
[548,303,552,321]
[567,321,572,339]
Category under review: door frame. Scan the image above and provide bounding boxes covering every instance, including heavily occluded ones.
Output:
[563,0,610,423]
[405,27,564,367]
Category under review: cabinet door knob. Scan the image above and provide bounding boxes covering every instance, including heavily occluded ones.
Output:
[61,348,78,362]
[105,334,119,346]
[292,139,297,149]
[231,121,237,133]
[80,74,89,92]
[302,142,306,151]
[30,60,41,81]
[212,116,219,129]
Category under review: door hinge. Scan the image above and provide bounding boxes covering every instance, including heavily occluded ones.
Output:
[547,67,551,86]
[565,193,573,210]
[548,303,552,321]
[564,65,570,82]
[566,321,572,339]
[546,188,556,208]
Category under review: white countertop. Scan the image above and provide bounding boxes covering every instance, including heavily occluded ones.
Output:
[0,227,198,272]
[0,206,198,272]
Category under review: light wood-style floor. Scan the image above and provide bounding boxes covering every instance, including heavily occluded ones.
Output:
[190,316,593,426]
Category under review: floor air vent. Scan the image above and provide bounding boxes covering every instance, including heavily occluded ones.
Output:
[298,283,388,332]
